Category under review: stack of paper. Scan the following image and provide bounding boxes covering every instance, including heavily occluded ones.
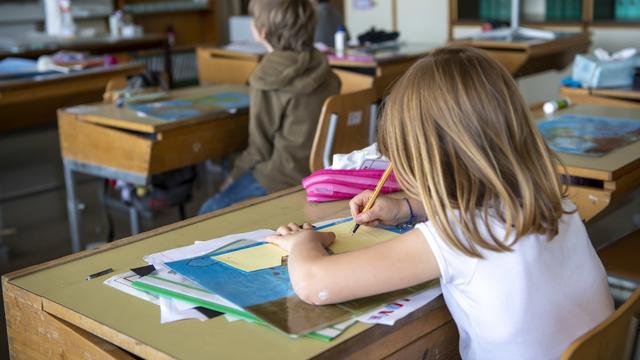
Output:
[105,218,442,342]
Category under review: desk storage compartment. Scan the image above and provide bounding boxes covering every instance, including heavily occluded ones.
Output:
[58,110,248,176]
[374,58,419,98]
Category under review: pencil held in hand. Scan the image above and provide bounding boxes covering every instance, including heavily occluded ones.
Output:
[352,165,393,235]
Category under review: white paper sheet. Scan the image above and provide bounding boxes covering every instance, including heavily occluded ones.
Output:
[144,229,276,269]
[105,271,209,323]
[159,297,208,324]
[331,143,389,170]
[355,284,442,326]
[173,297,199,312]
[104,271,158,305]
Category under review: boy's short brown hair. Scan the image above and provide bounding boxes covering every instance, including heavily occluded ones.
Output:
[249,0,317,52]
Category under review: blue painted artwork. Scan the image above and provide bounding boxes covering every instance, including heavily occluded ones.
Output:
[166,249,293,307]
[537,114,640,157]
[165,221,414,335]
[378,223,414,234]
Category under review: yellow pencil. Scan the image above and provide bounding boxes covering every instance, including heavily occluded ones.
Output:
[352,165,393,235]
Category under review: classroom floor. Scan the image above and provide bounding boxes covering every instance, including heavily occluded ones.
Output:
[0,125,220,358]
[0,126,638,359]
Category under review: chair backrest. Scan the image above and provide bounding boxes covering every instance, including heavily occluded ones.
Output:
[309,88,377,172]
[103,77,128,103]
[196,47,261,85]
[562,286,640,360]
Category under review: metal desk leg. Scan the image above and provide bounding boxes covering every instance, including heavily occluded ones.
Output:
[63,163,82,253]
[128,206,141,235]
[0,207,10,264]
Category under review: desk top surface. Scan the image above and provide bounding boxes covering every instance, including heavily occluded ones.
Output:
[0,63,144,92]
[451,32,590,53]
[61,84,249,134]
[6,189,395,360]
[561,85,640,100]
[537,104,640,180]
[591,87,640,101]
[198,43,437,68]
[328,43,438,68]
[0,34,167,60]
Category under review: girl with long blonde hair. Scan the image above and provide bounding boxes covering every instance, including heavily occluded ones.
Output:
[267,47,613,359]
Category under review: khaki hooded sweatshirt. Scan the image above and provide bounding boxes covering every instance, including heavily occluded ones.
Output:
[228,49,340,192]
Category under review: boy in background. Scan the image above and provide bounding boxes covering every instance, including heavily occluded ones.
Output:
[199,0,340,214]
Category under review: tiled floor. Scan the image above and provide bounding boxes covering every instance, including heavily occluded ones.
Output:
[0,126,638,358]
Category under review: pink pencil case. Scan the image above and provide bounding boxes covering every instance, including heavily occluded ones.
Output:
[302,169,401,202]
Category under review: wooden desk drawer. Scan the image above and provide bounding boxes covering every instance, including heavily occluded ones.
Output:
[385,321,459,360]
[314,296,457,360]
[59,110,248,176]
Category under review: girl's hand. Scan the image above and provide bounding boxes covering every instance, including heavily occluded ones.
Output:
[265,223,335,252]
[349,190,409,227]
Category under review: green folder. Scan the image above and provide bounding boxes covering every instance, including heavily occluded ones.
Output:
[616,0,629,20]
[480,0,491,20]
[570,0,582,20]
[546,0,558,20]
[131,276,349,342]
[501,0,511,21]
[631,0,640,19]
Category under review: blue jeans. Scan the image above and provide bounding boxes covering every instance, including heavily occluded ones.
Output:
[198,171,268,215]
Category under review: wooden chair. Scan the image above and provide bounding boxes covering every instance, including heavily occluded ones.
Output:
[309,88,378,172]
[196,47,261,85]
[102,76,128,103]
[561,285,640,359]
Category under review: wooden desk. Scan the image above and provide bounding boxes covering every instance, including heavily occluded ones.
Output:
[2,187,458,359]
[451,32,591,77]
[196,44,436,98]
[328,43,436,98]
[59,84,250,252]
[560,86,640,110]
[196,46,262,85]
[0,34,173,86]
[0,63,144,133]
[536,104,640,222]
[598,229,640,283]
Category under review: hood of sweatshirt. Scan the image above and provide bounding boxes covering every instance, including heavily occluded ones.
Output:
[249,49,332,94]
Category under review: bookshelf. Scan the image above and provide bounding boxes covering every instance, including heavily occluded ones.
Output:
[114,0,218,47]
[449,0,640,39]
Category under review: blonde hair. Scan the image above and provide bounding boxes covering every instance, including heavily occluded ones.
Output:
[249,0,316,52]
[379,47,569,258]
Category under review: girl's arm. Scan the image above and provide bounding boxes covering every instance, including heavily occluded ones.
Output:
[266,224,439,305]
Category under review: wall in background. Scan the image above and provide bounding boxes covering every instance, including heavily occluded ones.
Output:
[344,0,393,39]
[396,0,448,45]
[344,0,640,104]
[345,0,448,44]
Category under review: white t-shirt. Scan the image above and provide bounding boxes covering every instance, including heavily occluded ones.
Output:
[416,200,613,360]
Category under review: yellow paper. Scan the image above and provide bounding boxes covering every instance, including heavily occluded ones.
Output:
[214,221,397,272]
[323,220,396,254]
[212,244,287,272]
